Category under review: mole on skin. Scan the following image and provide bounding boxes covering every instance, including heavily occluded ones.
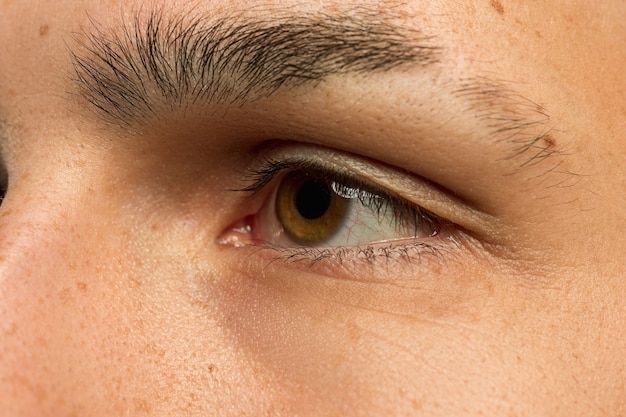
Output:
[489,0,505,15]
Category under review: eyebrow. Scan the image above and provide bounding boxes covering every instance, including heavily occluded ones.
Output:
[452,76,560,168]
[69,7,562,170]
[70,9,441,125]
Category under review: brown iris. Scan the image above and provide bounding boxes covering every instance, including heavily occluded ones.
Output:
[275,170,350,245]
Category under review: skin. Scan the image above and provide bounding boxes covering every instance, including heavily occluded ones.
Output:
[0,0,625,415]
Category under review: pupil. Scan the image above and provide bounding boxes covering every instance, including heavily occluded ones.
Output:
[295,179,331,220]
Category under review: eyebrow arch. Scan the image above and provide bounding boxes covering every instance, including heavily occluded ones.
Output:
[70,8,441,125]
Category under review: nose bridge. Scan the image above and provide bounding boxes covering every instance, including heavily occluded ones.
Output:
[0,177,101,414]
[0,175,82,284]
[0,198,63,411]
[0,179,70,285]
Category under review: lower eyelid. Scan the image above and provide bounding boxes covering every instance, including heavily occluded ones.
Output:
[246,237,456,282]
[258,236,448,272]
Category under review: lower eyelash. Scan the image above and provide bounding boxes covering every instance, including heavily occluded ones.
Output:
[261,240,445,269]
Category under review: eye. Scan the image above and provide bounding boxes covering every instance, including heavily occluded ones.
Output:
[258,168,442,248]
[219,144,496,277]
[220,143,454,258]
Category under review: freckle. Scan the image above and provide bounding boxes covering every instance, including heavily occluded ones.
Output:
[76,282,88,292]
[346,322,362,342]
[134,318,146,331]
[141,341,166,358]
[133,398,152,413]
[411,398,424,410]
[5,322,17,336]
[129,276,142,289]
[543,134,556,149]
[59,288,73,304]
[535,30,543,39]
[485,280,495,296]
[39,24,49,37]
[35,336,48,349]
[31,382,48,404]
[490,0,505,15]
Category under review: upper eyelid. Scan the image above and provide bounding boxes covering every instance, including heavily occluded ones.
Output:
[237,157,318,195]
[241,157,425,228]
[238,142,508,242]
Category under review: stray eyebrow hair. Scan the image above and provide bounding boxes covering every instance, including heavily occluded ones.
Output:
[70,8,441,125]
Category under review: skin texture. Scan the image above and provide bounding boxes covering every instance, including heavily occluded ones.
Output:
[0,0,625,416]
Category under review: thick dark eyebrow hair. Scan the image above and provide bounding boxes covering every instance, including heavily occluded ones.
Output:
[70,9,441,125]
[69,8,564,172]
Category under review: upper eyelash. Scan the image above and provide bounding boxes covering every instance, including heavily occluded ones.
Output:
[236,156,318,194]
[237,155,444,237]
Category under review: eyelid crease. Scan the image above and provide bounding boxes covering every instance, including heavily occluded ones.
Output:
[240,143,509,243]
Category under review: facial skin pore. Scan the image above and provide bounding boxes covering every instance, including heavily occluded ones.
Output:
[0,1,625,416]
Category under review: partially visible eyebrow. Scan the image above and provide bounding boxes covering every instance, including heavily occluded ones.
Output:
[453,76,561,168]
[70,9,441,125]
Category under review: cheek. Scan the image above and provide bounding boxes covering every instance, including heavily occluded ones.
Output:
[0,202,103,411]
[0,195,155,413]
[214,266,519,415]
[215,258,620,416]
[0,195,277,415]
